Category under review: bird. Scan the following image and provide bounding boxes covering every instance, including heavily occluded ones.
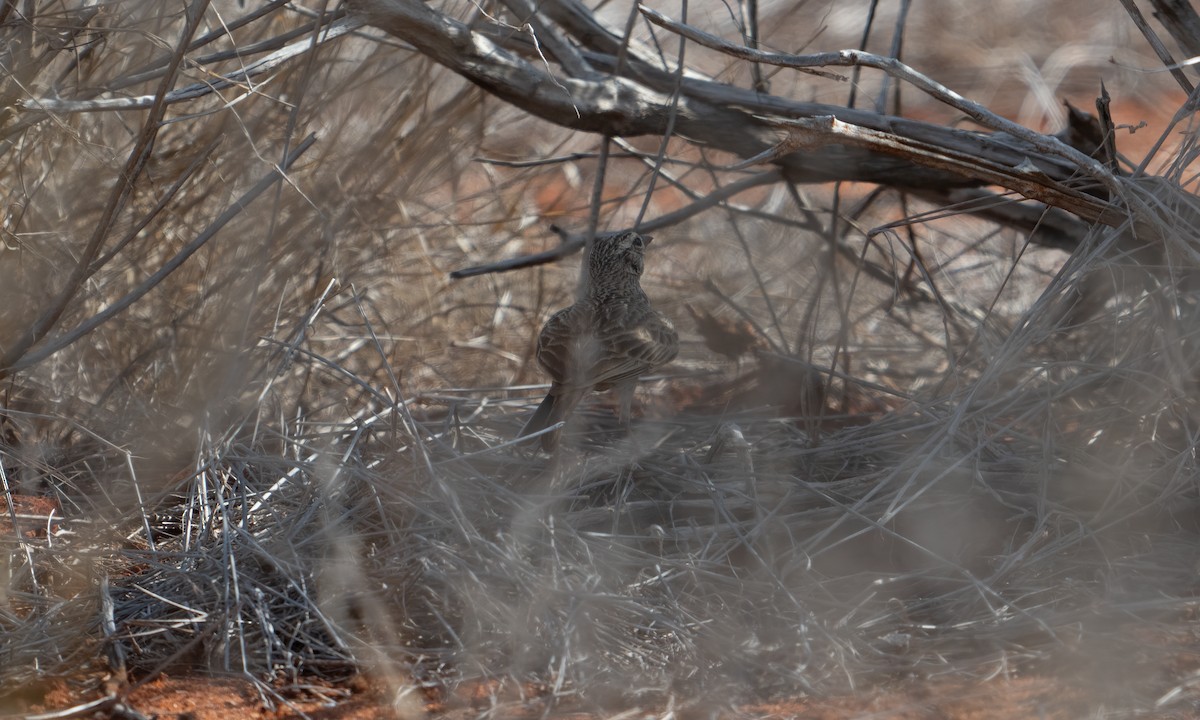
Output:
[520,231,679,451]
[684,303,765,365]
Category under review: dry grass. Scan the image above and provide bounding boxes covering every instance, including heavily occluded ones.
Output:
[2,1,1200,718]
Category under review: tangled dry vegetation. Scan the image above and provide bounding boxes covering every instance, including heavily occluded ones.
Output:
[3,0,1200,717]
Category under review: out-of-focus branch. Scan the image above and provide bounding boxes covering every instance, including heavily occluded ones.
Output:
[8,134,319,373]
[1149,0,1200,58]
[0,0,214,380]
[449,169,781,278]
[16,16,363,114]
[1118,0,1194,95]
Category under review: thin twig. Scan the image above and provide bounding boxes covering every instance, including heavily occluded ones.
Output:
[0,0,215,379]
[449,170,780,278]
[637,5,1122,196]
[8,135,319,372]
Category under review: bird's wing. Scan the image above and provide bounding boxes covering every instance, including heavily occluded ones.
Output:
[589,310,679,389]
[536,305,593,390]
[538,303,678,391]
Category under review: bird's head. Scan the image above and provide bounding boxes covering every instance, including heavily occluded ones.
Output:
[587,231,652,287]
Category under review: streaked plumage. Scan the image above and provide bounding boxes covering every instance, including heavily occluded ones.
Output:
[521,231,678,450]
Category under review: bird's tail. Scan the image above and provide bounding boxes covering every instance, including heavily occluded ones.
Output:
[519,388,582,451]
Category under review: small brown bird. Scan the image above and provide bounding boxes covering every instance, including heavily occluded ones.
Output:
[685,303,765,364]
[521,231,679,450]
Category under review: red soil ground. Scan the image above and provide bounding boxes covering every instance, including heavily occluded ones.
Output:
[10,671,1197,719]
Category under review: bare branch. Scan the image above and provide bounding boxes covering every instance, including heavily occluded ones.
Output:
[1,0,215,378]
[8,134,319,373]
[348,0,1127,234]
[17,16,364,114]
[757,115,1122,227]
[449,170,781,278]
[638,5,1121,196]
[1121,0,1196,95]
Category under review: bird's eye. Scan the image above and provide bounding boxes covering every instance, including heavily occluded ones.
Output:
[631,235,644,248]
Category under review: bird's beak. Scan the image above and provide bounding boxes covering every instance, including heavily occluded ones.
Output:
[642,234,654,246]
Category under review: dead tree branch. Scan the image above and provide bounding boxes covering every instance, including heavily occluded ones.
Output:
[348,0,1130,242]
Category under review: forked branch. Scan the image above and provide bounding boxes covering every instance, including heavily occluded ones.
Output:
[348,0,1127,231]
